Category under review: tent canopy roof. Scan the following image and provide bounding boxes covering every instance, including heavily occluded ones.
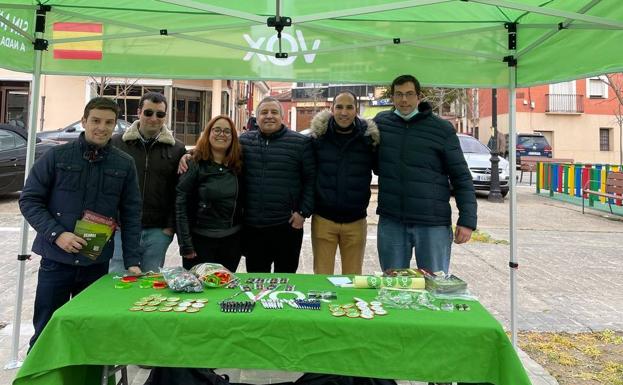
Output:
[0,0,622,87]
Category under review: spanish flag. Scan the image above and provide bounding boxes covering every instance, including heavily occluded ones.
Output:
[53,22,103,60]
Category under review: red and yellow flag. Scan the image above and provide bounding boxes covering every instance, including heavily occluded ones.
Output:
[53,22,103,60]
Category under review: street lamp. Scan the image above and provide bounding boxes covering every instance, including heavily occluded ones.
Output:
[488,88,504,202]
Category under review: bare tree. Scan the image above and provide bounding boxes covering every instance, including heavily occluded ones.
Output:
[88,77,141,121]
[602,73,623,167]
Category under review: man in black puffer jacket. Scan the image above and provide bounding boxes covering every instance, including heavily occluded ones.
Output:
[310,91,379,275]
[239,97,316,273]
[374,75,477,275]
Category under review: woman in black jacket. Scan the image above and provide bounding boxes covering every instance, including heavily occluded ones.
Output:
[175,115,243,272]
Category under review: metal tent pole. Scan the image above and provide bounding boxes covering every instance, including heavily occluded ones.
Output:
[5,4,49,370]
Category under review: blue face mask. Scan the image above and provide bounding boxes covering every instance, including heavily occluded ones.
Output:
[393,109,418,121]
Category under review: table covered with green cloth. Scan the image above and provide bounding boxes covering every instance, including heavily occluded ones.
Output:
[14,273,531,385]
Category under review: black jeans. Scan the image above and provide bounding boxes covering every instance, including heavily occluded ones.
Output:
[30,258,109,349]
[182,231,242,272]
[243,223,304,273]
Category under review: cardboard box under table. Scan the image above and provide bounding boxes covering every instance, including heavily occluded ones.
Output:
[13,273,530,385]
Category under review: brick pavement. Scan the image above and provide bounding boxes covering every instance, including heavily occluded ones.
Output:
[1,183,621,384]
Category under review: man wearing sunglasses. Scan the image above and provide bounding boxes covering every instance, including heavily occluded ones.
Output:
[374,75,477,283]
[110,92,187,274]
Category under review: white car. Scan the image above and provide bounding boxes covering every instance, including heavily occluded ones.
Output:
[458,134,509,197]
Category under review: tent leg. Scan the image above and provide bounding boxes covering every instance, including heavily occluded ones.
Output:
[5,7,45,370]
[508,65,518,348]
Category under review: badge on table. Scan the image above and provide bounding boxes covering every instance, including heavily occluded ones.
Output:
[73,210,117,260]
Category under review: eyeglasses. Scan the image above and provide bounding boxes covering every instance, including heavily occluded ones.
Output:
[143,109,166,118]
[212,127,232,136]
[393,92,417,99]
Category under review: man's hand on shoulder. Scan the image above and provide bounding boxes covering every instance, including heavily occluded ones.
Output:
[177,153,191,174]
[454,225,473,244]
[55,232,87,253]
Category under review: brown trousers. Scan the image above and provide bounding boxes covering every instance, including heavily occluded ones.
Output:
[311,215,367,275]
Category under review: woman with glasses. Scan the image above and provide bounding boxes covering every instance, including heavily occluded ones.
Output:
[175,115,243,272]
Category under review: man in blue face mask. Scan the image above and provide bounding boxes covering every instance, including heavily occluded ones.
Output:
[373,74,477,276]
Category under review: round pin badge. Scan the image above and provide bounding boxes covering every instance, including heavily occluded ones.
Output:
[331,310,346,317]
[360,312,374,319]
[167,297,180,302]
[191,303,205,308]
[142,306,158,312]
[178,301,192,307]
[195,299,209,303]
[370,301,383,307]
[134,301,147,306]
[129,306,143,311]
[186,308,200,313]
[373,309,388,315]
[173,306,187,312]
[159,306,173,312]
[346,311,360,318]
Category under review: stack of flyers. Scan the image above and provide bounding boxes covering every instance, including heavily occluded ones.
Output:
[73,210,117,260]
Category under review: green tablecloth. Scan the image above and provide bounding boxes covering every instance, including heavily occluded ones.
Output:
[14,273,531,385]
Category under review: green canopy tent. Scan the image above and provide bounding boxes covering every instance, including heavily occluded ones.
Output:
[2,0,623,373]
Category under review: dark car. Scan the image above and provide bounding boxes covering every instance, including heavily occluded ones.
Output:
[516,133,552,164]
[36,119,129,143]
[0,124,59,194]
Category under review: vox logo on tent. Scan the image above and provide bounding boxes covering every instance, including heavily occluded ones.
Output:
[243,30,320,66]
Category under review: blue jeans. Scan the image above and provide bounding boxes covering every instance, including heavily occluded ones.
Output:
[109,228,173,274]
[377,215,453,273]
[31,258,109,349]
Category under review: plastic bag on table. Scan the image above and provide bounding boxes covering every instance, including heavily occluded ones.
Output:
[374,287,439,310]
[189,262,237,288]
[160,266,204,293]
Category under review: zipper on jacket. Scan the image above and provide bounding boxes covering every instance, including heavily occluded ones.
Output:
[140,140,155,202]
[230,172,239,226]
[83,160,93,212]
[259,135,268,218]
[400,122,408,219]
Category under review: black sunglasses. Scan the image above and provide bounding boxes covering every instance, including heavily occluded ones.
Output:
[143,109,166,118]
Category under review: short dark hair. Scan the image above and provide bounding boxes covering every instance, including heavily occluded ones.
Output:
[332,90,358,112]
[390,74,422,96]
[139,92,168,111]
[83,97,119,120]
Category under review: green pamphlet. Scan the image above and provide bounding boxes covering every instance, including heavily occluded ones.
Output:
[73,210,116,260]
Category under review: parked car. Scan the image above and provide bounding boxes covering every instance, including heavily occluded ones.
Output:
[37,119,129,143]
[0,124,59,194]
[458,134,510,197]
[516,133,552,164]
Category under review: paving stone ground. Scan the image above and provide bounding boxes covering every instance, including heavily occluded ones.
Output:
[1,178,621,385]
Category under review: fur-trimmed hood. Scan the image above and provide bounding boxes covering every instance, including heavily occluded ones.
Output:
[309,110,380,146]
[122,120,176,146]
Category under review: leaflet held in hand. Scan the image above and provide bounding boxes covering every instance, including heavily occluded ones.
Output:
[73,210,117,260]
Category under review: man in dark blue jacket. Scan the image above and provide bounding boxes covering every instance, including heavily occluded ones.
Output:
[310,91,379,275]
[19,97,142,348]
[374,75,477,274]
[239,97,316,273]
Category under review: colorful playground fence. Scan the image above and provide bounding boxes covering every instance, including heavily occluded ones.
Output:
[535,162,623,209]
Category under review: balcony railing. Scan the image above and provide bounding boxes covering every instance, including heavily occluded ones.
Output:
[545,93,584,113]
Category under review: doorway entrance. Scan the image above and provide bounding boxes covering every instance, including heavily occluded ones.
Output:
[173,88,211,146]
[0,81,30,127]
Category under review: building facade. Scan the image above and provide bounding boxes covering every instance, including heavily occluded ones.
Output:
[478,74,623,165]
[0,68,268,145]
